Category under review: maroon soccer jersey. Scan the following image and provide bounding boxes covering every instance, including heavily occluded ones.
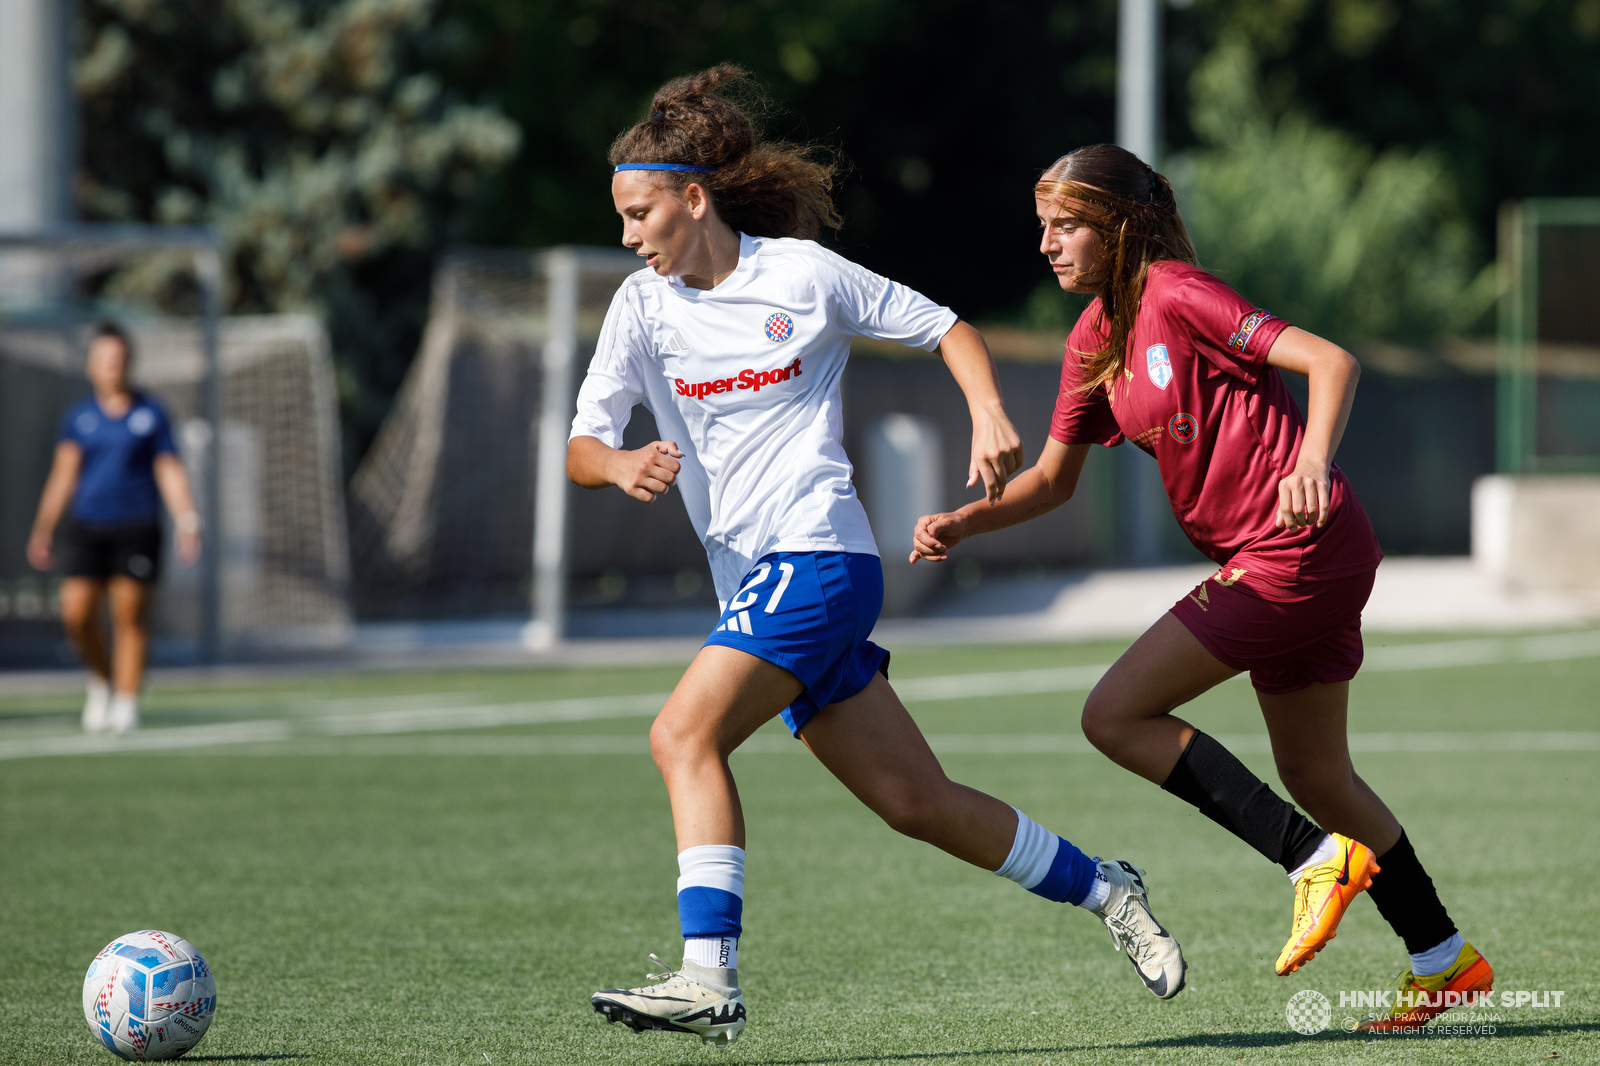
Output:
[1050,261,1382,586]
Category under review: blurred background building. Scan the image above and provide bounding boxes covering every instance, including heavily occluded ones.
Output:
[3,0,1598,665]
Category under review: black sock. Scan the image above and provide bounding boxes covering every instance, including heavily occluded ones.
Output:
[1365,830,1458,955]
[1160,730,1327,872]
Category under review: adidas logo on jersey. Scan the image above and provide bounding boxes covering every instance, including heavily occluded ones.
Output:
[662,331,690,354]
[675,358,802,400]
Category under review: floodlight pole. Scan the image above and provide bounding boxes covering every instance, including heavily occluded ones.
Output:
[528,247,579,650]
[1116,0,1167,566]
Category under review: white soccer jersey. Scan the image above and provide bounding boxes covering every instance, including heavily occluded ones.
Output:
[570,233,958,603]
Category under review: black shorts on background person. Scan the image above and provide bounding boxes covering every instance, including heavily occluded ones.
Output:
[58,518,164,584]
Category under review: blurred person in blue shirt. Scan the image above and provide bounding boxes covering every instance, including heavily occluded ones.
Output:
[27,321,203,734]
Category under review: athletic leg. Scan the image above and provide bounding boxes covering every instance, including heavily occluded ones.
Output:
[1081,613,1328,871]
[107,577,151,695]
[798,672,1015,868]
[801,672,1187,998]
[106,577,151,733]
[60,577,112,732]
[1079,612,1382,975]
[60,577,110,679]
[594,644,798,1045]
[649,644,803,850]
[1258,682,1399,854]
[1259,684,1483,1011]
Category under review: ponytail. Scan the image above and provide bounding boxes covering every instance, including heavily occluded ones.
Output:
[608,64,841,240]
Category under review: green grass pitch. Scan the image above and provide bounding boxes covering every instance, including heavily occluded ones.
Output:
[2,634,1596,1064]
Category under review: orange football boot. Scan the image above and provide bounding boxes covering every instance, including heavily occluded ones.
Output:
[1275,833,1380,975]
[1359,941,1494,1031]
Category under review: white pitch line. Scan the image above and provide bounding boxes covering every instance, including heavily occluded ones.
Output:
[3,628,1598,761]
[155,730,1600,758]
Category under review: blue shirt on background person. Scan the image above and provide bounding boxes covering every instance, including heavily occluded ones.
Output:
[57,393,177,527]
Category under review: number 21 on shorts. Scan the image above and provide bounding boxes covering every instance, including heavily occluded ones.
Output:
[716,561,796,635]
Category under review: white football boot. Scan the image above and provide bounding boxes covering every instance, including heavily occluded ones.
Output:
[592,954,747,1047]
[1093,858,1187,999]
[82,677,111,733]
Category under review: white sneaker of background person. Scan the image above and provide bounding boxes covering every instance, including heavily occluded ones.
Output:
[107,691,140,734]
[82,677,112,733]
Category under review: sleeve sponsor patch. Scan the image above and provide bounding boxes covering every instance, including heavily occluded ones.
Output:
[1227,309,1276,353]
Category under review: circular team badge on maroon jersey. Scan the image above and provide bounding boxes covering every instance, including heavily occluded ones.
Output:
[1168,412,1198,443]
[764,312,794,342]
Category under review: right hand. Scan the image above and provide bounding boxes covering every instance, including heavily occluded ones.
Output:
[26,530,54,571]
[909,511,968,564]
[607,440,684,502]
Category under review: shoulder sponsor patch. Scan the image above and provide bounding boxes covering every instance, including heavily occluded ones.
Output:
[1145,344,1172,389]
[1167,412,1197,443]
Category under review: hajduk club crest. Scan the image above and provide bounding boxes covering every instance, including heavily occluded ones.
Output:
[1145,344,1172,389]
[764,312,794,343]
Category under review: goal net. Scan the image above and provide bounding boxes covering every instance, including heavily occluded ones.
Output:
[348,246,715,640]
[0,229,351,663]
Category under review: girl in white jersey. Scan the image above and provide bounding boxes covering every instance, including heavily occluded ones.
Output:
[576,66,1185,1048]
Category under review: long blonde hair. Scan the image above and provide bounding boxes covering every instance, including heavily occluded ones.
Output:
[1037,144,1196,392]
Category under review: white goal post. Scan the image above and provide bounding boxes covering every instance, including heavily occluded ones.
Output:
[346,245,641,644]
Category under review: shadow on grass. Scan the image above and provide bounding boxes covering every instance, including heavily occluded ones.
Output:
[704,1021,1600,1064]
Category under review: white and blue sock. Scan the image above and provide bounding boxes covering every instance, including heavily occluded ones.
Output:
[994,809,1104,910]
[677,844,744,971]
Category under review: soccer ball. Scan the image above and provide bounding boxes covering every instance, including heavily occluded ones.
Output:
[82,930,216,1060]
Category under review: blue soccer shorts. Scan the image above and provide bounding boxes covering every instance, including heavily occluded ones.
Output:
[703,551,890,736]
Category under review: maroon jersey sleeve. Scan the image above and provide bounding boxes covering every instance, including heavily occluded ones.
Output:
[1162,270,1290,385]
[1049,304,1124,446]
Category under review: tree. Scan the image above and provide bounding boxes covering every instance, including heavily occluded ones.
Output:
[1176,36,1496,345]
[76,0,521,460]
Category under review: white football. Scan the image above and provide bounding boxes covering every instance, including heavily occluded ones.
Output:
[82,930,216,1060]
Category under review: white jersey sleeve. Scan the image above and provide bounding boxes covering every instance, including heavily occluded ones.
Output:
[821,250,957,352]
[570,279,651,448]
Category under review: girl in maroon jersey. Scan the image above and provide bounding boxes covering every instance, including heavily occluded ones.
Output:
[910,144,1489,1029]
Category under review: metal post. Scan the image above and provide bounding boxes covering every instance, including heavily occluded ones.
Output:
[196,247,224,662]
[1117,0,1167,565]
[526,247,578,649]
[1117,0,1161,165]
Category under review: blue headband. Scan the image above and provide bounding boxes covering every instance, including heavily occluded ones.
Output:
[615,163,718,173]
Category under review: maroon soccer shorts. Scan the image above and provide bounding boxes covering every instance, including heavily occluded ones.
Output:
[1169,565,1377,694]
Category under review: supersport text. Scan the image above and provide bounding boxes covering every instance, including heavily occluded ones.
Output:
[676,358,803,399]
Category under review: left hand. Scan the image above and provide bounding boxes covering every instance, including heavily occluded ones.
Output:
[1276,457,1330,530]
[968,407,1024,505]
[176,530,202,566]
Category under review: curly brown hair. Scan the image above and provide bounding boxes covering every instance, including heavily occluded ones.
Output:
[1037,144,1197,393]
[608,64,841,240]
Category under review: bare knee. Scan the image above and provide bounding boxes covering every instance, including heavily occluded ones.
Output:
[1276,758,1357,813]
[61,602,99,641]
[649,712,719,775]
[1080,687,1129,756]
[869,777,952,841]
